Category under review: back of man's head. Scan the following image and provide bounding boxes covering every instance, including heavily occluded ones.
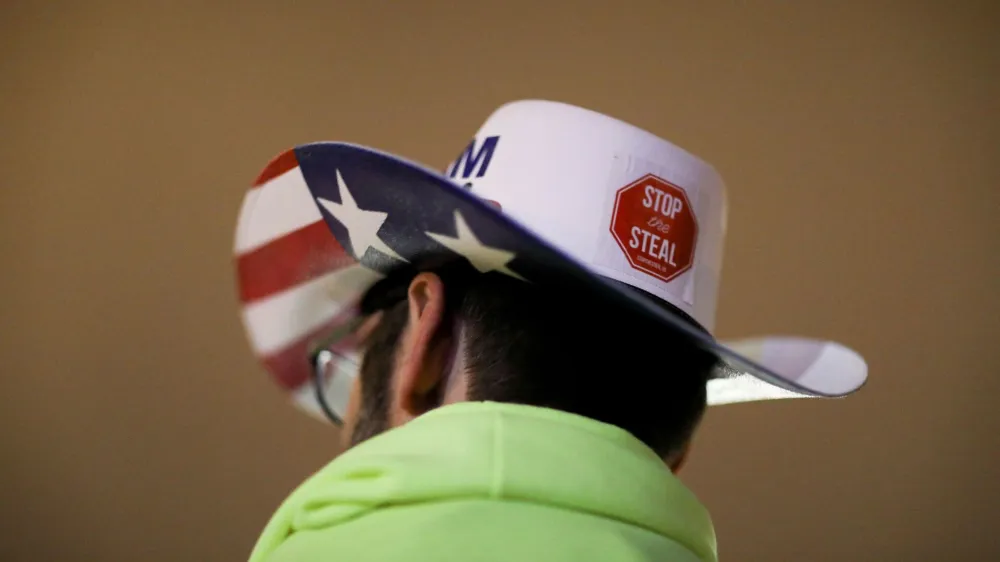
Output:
[358,269,718,462]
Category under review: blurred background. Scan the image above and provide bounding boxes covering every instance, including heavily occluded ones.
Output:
[2,1,997,560]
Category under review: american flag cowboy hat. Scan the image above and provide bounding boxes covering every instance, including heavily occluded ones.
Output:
[234,100,868,423]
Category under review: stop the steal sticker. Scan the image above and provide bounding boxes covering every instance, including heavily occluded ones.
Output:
[608,174,698,284]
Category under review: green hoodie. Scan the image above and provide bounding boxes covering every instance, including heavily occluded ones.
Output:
[249,401,717,562]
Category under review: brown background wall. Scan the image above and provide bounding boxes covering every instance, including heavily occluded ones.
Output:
[2,1,998,560]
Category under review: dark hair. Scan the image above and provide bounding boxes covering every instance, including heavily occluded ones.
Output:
[357,269,717,459]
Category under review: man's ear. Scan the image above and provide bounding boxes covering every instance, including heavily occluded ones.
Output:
[391,272,453,423]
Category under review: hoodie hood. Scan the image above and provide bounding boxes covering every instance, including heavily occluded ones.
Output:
[249,401,717,562]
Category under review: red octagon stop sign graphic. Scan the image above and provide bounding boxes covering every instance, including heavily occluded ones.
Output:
[609,174,698,284]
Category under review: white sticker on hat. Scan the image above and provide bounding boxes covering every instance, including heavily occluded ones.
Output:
[594,155,700,305]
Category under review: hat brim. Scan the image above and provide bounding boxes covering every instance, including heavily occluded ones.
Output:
[234,143,867,420]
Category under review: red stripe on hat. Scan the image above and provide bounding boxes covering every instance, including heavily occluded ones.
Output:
[237,220,355,304]
[253,148,300,187]
[262,308,357,390]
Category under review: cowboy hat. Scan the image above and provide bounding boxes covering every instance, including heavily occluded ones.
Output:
[234,100,867,422]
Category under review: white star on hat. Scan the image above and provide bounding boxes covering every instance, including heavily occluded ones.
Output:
[317,170,406,263]
[426,210,526,281]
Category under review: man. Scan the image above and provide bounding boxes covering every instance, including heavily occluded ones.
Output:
[234,100,867,561]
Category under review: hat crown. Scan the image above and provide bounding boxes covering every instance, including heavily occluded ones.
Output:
[446,100,728,332]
